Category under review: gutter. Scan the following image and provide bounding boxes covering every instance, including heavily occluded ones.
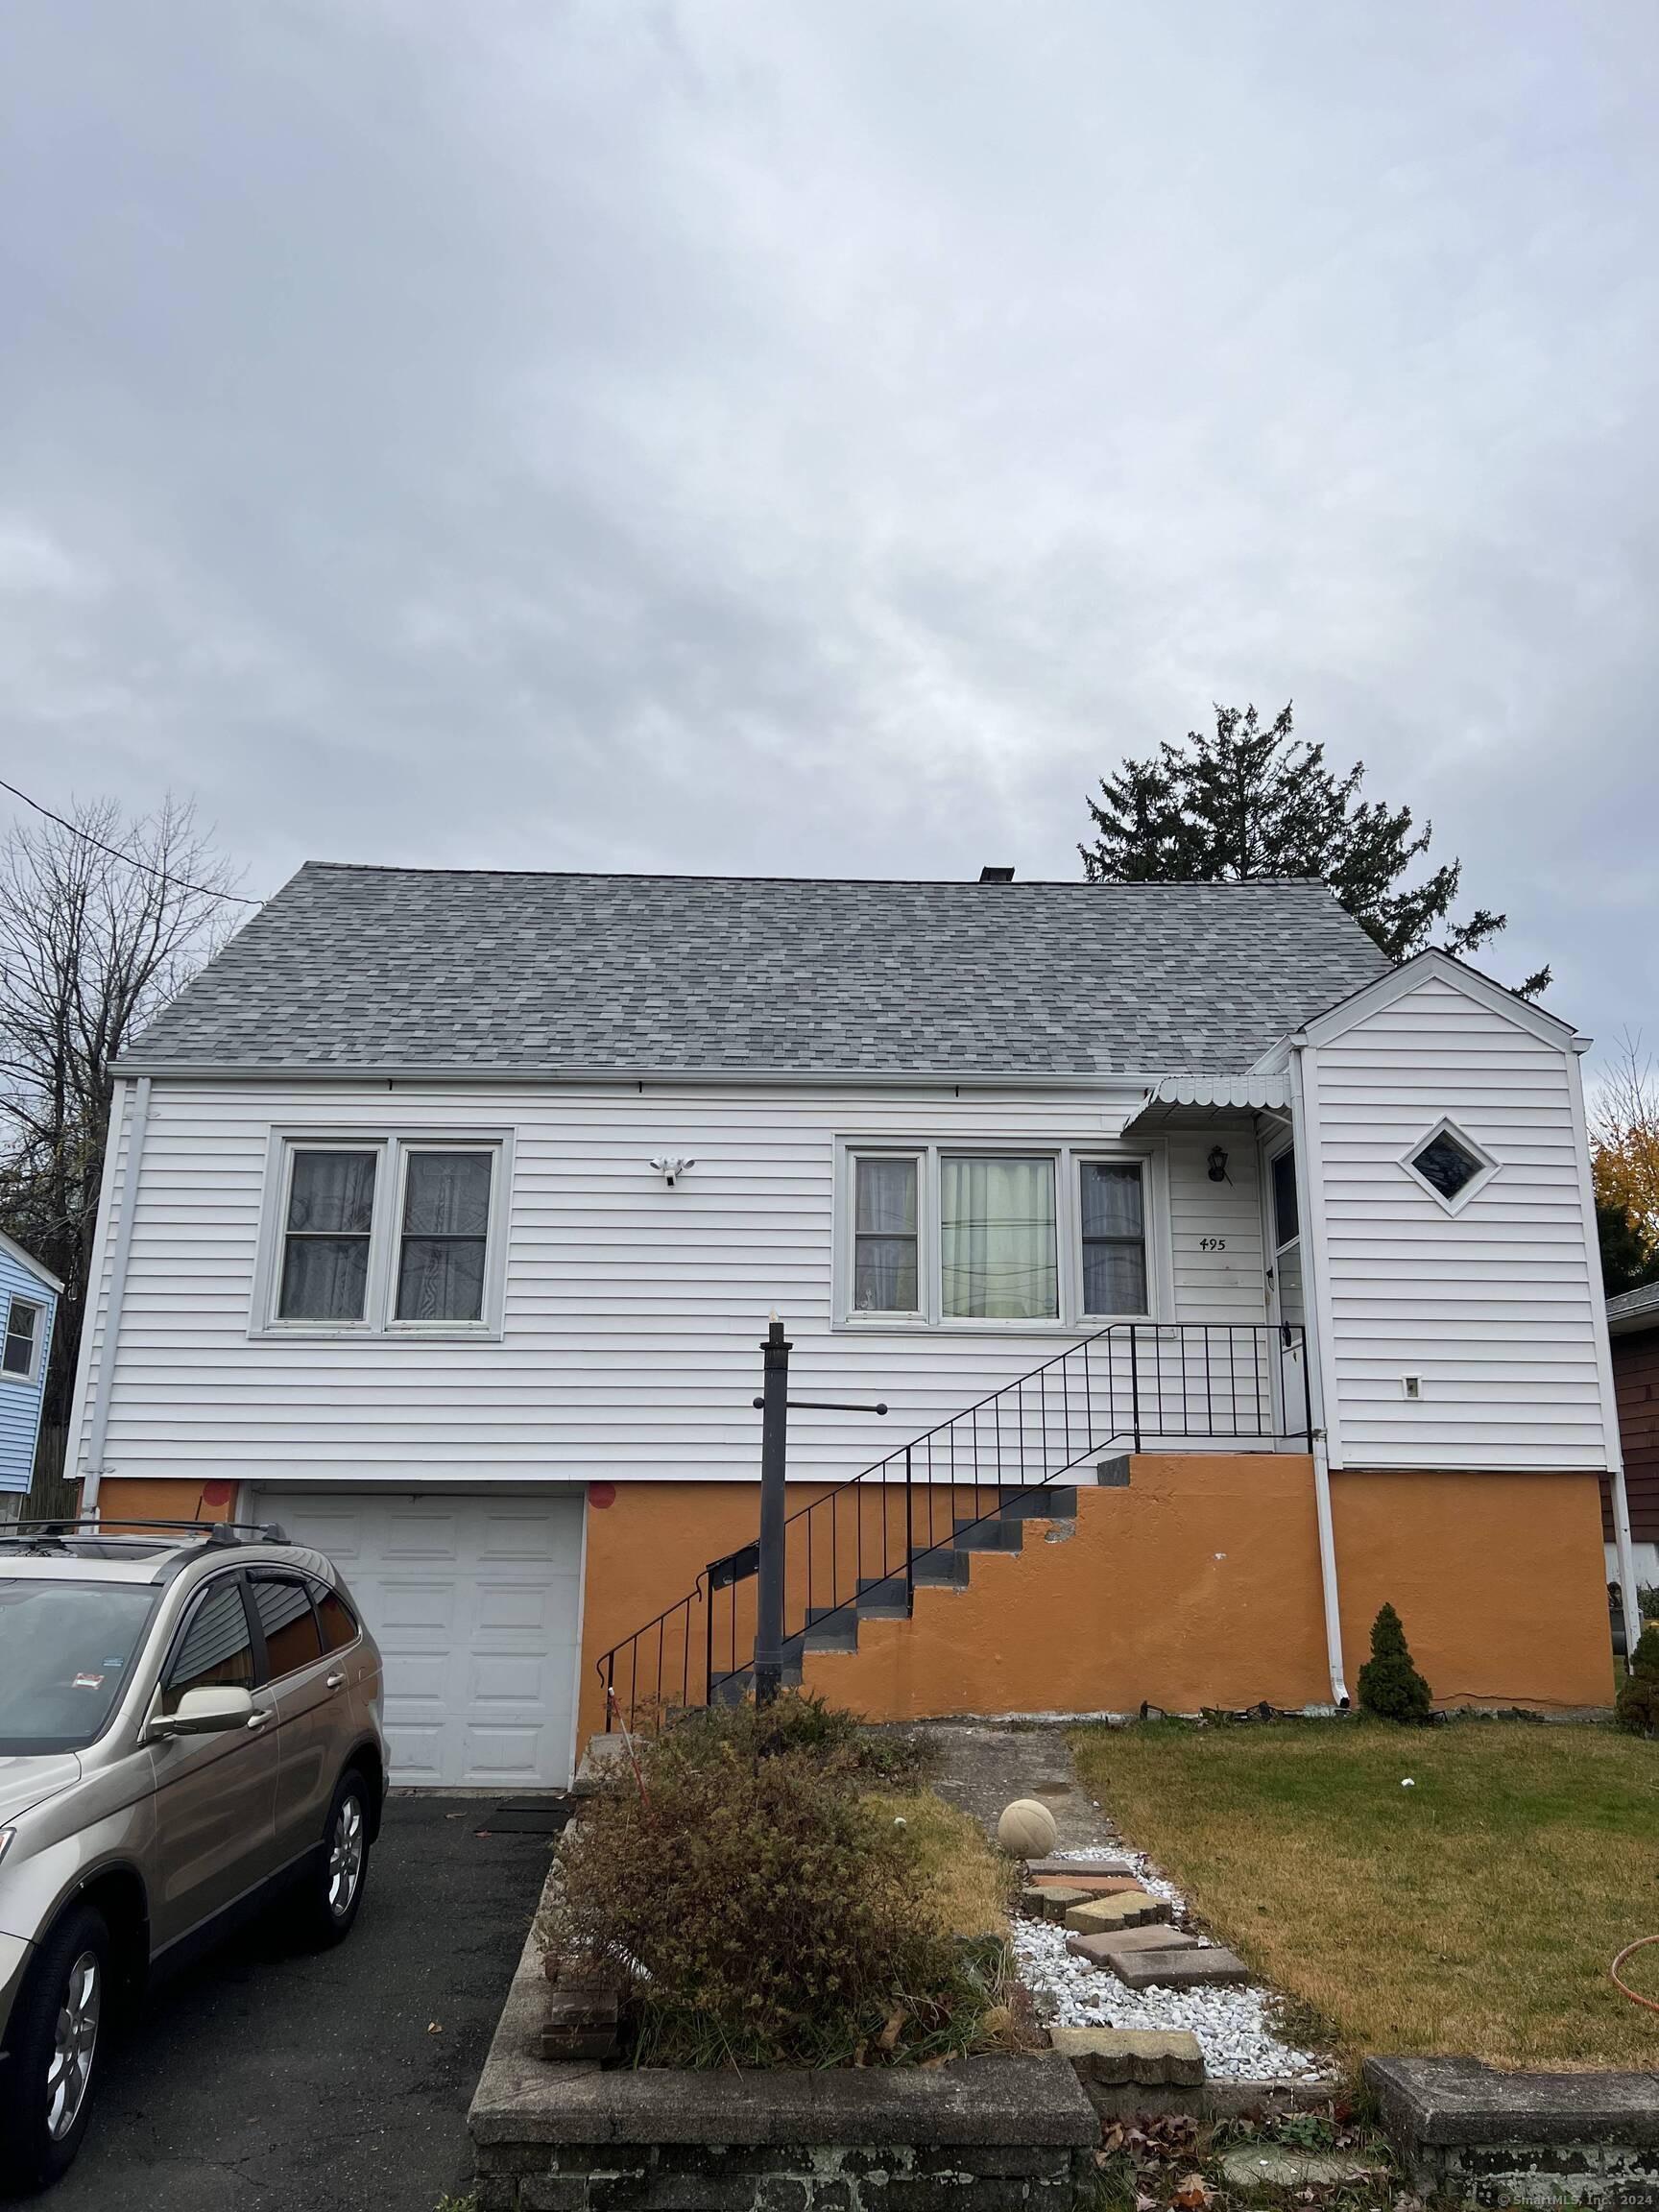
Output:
[1287,1040,1351,1707]
[80,1076,152,1518]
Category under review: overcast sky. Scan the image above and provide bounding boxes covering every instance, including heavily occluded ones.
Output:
[2,3,1655,1055]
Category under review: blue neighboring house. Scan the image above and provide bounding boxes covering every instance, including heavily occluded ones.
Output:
[0,1230,61,1499]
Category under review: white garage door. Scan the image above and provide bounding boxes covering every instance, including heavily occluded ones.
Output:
[252,1491,584,1790]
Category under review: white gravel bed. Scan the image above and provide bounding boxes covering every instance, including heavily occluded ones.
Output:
[1014,1855,1326,2082]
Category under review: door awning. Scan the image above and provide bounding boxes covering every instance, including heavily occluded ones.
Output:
[1121,1071,1290,1129]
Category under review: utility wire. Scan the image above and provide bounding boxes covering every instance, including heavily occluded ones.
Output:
[0,775,260,905]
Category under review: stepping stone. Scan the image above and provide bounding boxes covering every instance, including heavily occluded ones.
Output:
[1022,1884,1096,1922]
[1109,1944,1250,1990]
[1068,1927,1198,1964]
[1030,1873,1142,1896]
[1219,2149,1387,2195]
[1064,1891,1169,1935]
[1024,1856,1136,1879]
[1049,2027,1205,2088]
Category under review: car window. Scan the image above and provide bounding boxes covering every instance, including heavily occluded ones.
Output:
[0,1578,159,1754]
[250,1574,325,1679]
[308,1580,359,1654]
[160,1579,254,1715]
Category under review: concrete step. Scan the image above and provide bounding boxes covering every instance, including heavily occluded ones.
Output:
[799,1607,859,1653]
[997,1486,1079,1520]
[909,1546,973,1588]
[855,1575,912,1619]
[951,1517,1024,1553]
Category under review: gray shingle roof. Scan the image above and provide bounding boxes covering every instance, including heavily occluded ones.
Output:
[121,866,1394,1078]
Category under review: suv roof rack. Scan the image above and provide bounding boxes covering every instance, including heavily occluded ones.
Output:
[0,1517,291,1549]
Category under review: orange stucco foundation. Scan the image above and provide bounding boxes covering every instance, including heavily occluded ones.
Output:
[578,1457,1615,1750]
[84,1463,1615,1755]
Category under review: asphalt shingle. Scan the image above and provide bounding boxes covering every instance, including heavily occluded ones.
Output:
[120,866,1394,1077]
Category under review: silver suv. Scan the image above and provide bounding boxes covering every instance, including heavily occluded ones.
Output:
[0,1520,387,2192]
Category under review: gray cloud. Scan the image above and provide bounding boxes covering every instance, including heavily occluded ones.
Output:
[1,0,1655,1051]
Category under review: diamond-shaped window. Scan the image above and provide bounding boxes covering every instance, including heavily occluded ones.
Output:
[1406,1122,1492,1209]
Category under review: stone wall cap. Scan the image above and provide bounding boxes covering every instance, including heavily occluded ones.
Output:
[471,2049,1097,2150]
[1364,2056,1659,2147]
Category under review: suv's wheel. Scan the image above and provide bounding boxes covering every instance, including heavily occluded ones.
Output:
[293,1767,372,1948]
[0,1902,110,2192]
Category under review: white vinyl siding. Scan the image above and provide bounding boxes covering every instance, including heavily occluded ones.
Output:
[1307,972,1609,1471]
[69,1082,1268,1489]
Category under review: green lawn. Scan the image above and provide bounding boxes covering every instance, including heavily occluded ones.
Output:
[1070,1717,1659,2069]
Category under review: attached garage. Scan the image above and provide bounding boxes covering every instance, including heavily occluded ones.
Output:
[249,1489,585,1789]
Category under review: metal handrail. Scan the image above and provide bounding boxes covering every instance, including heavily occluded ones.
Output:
[594,1319,1312,1729]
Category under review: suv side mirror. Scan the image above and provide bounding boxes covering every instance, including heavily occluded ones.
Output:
[151,1686,256,1738]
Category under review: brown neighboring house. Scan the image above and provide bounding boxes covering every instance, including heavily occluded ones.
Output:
[1604,1282,1659,1587]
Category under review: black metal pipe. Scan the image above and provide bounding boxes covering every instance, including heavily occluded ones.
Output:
[754,1317,791,1704]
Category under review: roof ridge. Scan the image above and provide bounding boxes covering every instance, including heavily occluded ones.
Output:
[294,862,1341,891]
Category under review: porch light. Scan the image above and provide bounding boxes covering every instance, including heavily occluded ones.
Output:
[1207,1145,1229,1182]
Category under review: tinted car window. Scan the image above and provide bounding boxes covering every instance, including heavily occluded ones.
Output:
[161,1580,254,1713]
[0,1579,158,1753]
[250,1574,324,1678]
[309,1580,359,1654]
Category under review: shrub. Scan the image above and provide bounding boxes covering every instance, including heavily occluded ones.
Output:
[1616,1624,1659,1735]
[1357,1602,1432,1722]
[653,1689,916,1781]
[552,1721,1003,2067]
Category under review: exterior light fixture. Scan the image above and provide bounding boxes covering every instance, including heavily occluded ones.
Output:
[648,1156,696,1188]
[1207,1146,1229,1182]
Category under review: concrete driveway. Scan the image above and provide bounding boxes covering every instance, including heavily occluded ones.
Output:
[46,1796,556,2212]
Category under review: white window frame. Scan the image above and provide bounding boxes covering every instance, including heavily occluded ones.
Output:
[834,1139,1165,1333]
[1398,1117,1499,1217]
[1,1294,47,1386]
[252,1130,513,1340]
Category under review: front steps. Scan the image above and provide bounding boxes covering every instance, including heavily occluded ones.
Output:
[706,1482,1079,1703]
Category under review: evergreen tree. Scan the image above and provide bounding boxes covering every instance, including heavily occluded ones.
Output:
[1615,1623,1659,1735]
[1357,1601,1433,1722]
[1597,1200,1659,1297]
[1081,702,1550,998]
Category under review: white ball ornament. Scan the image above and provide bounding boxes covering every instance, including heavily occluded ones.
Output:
[996,1797,1058,1858]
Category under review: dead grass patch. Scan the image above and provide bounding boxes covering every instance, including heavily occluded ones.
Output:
[868,1787,1014,1940]
[1070,1717,1659,2069]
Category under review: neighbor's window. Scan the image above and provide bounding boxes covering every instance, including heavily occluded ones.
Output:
[853,1156,919,1313]
[396,1150,493,1322]
[2,1297,42,1381]
[1079,1162,1147,1315]
[278,1149,378,1322]
[941,1156,1058,1320]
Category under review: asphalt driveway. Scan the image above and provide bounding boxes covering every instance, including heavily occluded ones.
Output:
[45,1796,557,2212]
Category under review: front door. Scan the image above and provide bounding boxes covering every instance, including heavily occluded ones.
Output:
[145,1572,279,1953]
[1265,1142,1310,1439]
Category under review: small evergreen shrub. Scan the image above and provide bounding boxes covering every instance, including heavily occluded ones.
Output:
[551,1707,1003,2067]
[1357,1602,1432,1722]
[1616,1623,1659,1736]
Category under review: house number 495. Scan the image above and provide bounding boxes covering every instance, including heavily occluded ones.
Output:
[1199,1237,1227,1251]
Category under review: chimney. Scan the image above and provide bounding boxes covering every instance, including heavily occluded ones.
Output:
[978,865,1016,883]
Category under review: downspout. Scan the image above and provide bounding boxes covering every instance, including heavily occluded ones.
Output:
[1608,1451,1642,1671]
[80,1075,152,1519]
[1287,1042,1351,1708]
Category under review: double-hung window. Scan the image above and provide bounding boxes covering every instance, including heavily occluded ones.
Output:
[2,1296,44,1382]
[266,1135,506,1334]
[842,1145,1152,1327]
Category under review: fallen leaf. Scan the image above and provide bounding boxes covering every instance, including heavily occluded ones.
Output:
[1171,2176,1214,2210]
[876,2006,908,2054]
[426,2022,443,2034]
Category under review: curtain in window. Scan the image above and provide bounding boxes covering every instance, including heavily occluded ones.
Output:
[279,1150,377,1321]
[941,1157,1057,1319]
[397,1152,492,1321]
[1080,1162,1147,1315]
[854,1157,918,1311]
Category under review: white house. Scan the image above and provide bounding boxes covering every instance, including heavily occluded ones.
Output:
[67,866,1629,1787]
